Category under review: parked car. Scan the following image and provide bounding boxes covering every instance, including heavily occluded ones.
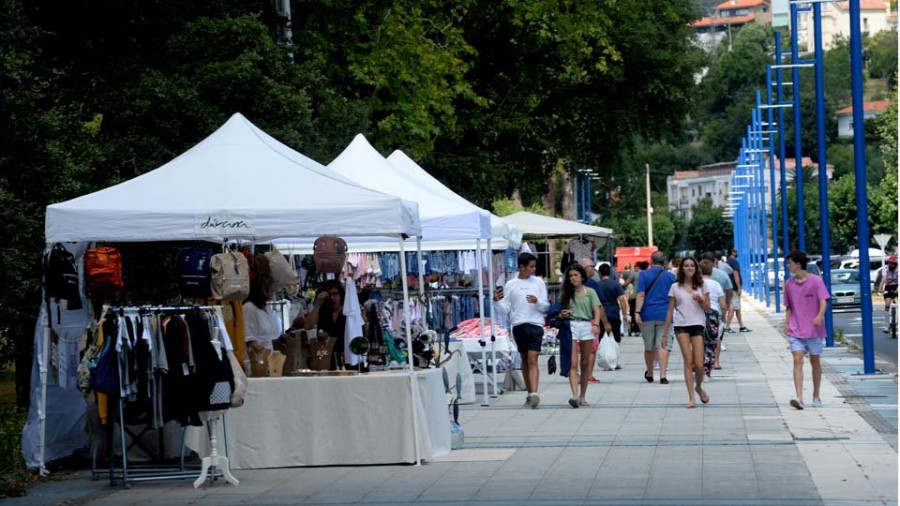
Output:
[830,269,862,307]
[766,258,820,290]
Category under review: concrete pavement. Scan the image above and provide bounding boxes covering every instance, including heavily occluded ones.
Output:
[12,297,898,505]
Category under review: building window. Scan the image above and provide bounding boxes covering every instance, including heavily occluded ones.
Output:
[863,18,869,30]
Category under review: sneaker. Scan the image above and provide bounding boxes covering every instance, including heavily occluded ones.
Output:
[524,394,532,407]
[739,327,751,333]
[790,399,804,410]
[530,394,540,409]
[614,365,622,370]
[659,378,669,384]
[721,343,727,351]
[724,328,735,334]
[812,397,822,408]
[653,361,660,370]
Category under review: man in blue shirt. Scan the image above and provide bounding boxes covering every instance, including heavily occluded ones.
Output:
[635,251,677,383]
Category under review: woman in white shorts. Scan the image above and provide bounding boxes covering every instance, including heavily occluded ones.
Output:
[560,263,603,408]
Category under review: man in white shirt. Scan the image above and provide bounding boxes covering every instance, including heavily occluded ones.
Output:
[494,252,550,408]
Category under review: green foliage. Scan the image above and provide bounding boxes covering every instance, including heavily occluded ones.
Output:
[491,198,546,217]
[867,30,898,90]
[685,198,733,254]
[0,407,30,497]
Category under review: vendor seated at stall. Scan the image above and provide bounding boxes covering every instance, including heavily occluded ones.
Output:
[243,273,281,373]
[304,280,347,370]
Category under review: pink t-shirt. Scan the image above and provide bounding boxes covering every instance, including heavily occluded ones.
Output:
[667,283,709,327]
[784,274,830,338]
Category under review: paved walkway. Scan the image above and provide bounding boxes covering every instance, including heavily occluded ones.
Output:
[13,299,898,505]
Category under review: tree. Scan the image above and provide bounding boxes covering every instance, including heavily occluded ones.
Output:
[867,30,898,91]
[685,198,732,254]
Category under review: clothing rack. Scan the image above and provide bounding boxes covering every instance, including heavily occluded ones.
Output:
[94,305,234,489]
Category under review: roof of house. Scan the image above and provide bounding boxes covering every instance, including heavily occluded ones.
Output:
[714,0,769,10]
[835,100,893,116]
[836,0,888,10]
[691,13,756,27]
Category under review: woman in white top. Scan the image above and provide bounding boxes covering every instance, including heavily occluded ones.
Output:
[700,259,727,371]
[663,256,711,408]
[243,273,281,352]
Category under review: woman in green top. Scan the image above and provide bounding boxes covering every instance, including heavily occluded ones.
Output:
[560,263,603,407]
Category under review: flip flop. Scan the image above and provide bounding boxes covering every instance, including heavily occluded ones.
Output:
[579,400,590,406]
[568,398,579,408]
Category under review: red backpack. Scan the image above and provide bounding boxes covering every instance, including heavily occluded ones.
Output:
[85,247,123,295]
[313,236,348,274]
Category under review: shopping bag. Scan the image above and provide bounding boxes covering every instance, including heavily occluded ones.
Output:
[596,333,619,371]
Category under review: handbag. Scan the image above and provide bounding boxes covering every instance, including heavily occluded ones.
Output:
[547,354,557,375]
[227,351,248,407]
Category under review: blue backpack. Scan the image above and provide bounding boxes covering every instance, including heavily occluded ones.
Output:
[177,247,213,298]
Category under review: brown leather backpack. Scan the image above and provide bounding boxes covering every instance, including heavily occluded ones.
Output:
[313,236,348,274]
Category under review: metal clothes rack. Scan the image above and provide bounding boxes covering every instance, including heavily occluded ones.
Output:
[93,305,232,489]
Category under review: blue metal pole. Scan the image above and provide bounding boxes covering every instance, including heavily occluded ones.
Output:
[849,0,876,373]
[813,3,834,347]
[755,97,771,307]
[790,3,807,251]
[774,32,790,257]
[766,67,781,312]
[587,175,592,224]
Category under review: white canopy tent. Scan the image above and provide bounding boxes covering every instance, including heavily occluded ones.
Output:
[386,150,521,251]
[27,113,431,472]
[45,115,420,243]
[501,211,613,239]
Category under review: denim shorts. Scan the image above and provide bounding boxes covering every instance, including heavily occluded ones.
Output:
[788,336,825,356]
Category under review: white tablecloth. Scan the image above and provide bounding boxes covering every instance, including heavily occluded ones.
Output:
[188,369,449,469]
[443,340,476,404]
[459,335,516,358]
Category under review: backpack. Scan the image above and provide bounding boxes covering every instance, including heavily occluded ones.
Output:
[85,247,124,295]
[43,244,82,311]
[210,251,250,301]
[266,248,300,297]
[177,247,213,298]
[313,236,348,274]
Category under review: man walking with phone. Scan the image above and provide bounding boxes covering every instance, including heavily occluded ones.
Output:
[494,252,549,408]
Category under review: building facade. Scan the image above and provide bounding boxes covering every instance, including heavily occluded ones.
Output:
[836,100,893,138]
[692,0,773,51]
[799,0,891,50]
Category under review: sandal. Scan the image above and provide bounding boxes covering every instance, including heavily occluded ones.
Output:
[568,398,579,408]
[579,400,590,406]
[696,388,710,404]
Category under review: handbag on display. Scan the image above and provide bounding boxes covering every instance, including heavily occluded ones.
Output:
[44,243,83,312]
[313,236,348,274]
[227,351,248,407]
[84,247,124,296]
[266,248,300,297]
[177,247,213,297]
[211,251,250,301]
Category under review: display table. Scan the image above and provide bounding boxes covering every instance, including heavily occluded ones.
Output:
[443,340,476,404]
[459,335,516,363]
[189,369,450,469]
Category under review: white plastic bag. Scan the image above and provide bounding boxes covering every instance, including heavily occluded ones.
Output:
[596,334,619,371]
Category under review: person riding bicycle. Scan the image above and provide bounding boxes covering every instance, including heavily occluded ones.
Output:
[878,255,898,333]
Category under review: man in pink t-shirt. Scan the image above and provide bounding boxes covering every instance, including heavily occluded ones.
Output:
[783,251,830,410]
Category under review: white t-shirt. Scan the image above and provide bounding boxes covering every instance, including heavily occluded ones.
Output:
[494,275,550,327]
[667,283,710,327]
[704,278,725,316]
[242,302,280,350]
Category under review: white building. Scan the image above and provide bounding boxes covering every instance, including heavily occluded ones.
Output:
[691,0,772,52]
[667,157,832,221]
[799,0,891,50]
[836,100,892,138]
